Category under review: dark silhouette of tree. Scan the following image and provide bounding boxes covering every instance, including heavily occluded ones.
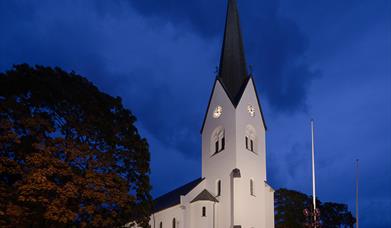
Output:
[275,188,355,228]
[320,202,355,228]
[0,64,152,227]
[275,188,313,227]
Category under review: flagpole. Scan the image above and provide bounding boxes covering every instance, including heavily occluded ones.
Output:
[311,119,317,223]
[356,159,359,228]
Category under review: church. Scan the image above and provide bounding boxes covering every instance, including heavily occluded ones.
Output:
[136,0,275,227]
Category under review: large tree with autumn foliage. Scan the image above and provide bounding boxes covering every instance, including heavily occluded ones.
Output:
[0,64,152,227]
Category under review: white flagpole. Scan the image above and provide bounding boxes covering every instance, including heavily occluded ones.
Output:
[311,119,317,222]
[356,159,359,228]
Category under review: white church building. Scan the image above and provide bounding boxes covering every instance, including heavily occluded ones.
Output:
[136,0,275,227]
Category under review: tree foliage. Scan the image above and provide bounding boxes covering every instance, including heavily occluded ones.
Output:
[0,64,152,227]
[275,188,313,227]
[275,188,355,228]
[320,202,356,228]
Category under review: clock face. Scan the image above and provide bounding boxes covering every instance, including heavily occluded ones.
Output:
[247,105,255,117]
[213,105,223,118]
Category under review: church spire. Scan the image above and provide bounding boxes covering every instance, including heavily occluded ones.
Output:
[218,0,248,106]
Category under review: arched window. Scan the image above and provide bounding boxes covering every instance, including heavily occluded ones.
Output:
[160,222,163,228]
[172,218,176,228]
[202,206,206,217]
[250,179,255,196]
[245,125,256,153]
[216,180,221,196]
[211,127,225,155]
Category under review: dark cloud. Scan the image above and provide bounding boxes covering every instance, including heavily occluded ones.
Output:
[0,0,214,159]
[127,0,224,37]
[0,0,321,158]
[246,15,320,113]
[128,0,320,113]
[0,0,390,226]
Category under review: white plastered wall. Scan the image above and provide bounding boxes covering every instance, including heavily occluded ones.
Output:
[202,80,237,228]
[233,78,269,227]
[201,78,274,228]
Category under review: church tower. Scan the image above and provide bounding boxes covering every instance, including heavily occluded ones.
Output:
[134,1,275,227]
[200,0,274,227]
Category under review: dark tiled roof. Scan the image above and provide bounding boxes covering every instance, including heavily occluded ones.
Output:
[152,178,203,213]
[190,189,219,203]
[218,0,248,106]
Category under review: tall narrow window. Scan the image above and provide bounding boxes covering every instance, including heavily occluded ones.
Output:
[221,137,225,150]
[217,180,221,196]
[211,127,225,155]
[172,218,176,228]
[250,139,254,152]
[160,222,163,228]
[250,179,254,196]
[202,206,206,217]
[245,136,249,149]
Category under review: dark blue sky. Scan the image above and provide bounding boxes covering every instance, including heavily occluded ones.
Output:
[1,0,390,226]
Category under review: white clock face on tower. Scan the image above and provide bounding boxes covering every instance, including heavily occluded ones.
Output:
[213,105,223,118]
[248,105,255,117]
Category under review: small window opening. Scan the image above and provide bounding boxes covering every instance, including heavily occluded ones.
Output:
[221,137,225,150]
[245,136,249,149]
[172,218,176,228]
[217,180,221,196]
[202,206,206,217]
[250,179,255,196]
[160,222,163,228]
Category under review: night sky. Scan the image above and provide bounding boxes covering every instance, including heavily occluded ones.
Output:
[1,0,390,227]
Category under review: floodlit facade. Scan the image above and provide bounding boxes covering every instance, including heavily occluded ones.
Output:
[132,0,275,227]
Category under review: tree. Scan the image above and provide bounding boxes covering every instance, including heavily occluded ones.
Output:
[0,64,152,227]
[275,188,355,228]
[275,188,313,228]
[320,202,355,228]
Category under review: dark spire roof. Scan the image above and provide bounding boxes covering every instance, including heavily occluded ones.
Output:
[218,0,248,106]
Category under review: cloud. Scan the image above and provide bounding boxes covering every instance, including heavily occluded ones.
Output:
[0,0,219,159]
[128,0,321,113]
[1,2,390,226]
[127,0,224,37]
[242,0,321,113]
[0,0,321,159]
[285,143,310,179]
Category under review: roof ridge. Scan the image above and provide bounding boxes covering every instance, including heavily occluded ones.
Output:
[190,189,219,203]
[152,177,204,213]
